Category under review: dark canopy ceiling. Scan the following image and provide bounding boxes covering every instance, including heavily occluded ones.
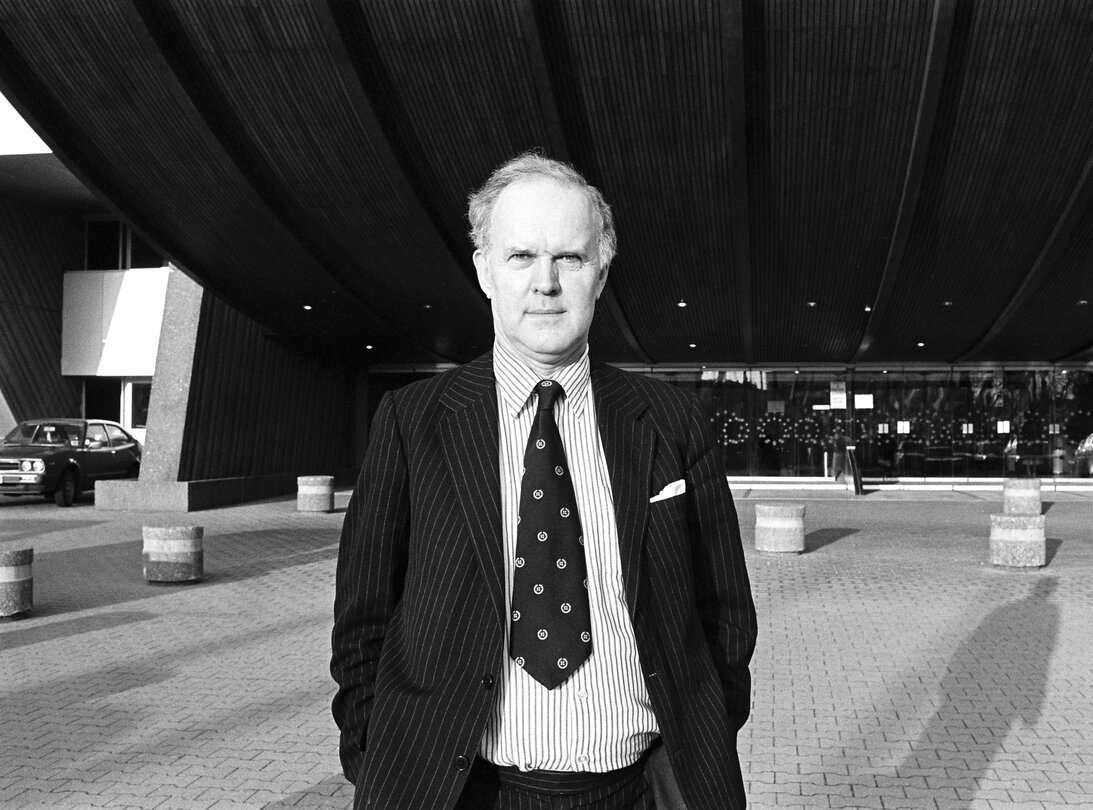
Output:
[2,0,1092,367]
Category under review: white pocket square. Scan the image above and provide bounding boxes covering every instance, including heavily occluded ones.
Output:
[650,479,686,503]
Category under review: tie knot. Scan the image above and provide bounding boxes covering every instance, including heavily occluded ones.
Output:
[535,379,564,411]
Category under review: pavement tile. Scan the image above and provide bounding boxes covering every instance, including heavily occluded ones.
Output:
[4,490,1093,809]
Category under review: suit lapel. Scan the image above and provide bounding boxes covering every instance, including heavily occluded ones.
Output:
[439,353,506,631]
[592,363,656,615]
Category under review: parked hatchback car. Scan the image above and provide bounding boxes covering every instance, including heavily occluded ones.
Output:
[0,418,142,506]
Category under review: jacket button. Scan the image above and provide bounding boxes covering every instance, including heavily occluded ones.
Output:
[455,755,470,770]
[482,674,494,689]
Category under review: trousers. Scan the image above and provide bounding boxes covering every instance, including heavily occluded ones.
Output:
[453,757,656,810]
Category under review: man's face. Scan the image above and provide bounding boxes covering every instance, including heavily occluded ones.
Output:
[473,178,609,373]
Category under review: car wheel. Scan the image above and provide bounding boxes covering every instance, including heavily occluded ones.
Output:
[54,469,80,507]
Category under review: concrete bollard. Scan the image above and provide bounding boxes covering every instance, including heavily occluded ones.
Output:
[989,513,1046,568]
[1003,478,1042,515]
[143,526,204,583]
[0,545,33,617]
[297,475,335,513]
[754,504,806,553]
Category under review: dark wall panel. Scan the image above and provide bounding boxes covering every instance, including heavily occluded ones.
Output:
[179,291,355,481]
[0,197,83,419]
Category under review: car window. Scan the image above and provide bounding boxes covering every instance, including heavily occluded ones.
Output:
[105,424,131,447]
[3,423,38,445]
[36,424,74,445]
[85,423,110,447]
[39,425,67,445]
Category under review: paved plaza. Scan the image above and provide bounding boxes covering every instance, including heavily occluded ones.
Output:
[2,486,1091,809]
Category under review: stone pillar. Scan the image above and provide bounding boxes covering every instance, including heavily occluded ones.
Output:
[0,545,33,617]
[297,475,335,512]
[989,514,1046,568]
[1003,478,1041,515]
[754,504,806,553]
[96,269,205,511]
[143,525,204,582]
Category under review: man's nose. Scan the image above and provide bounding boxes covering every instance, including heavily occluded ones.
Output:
[531,256,561,294]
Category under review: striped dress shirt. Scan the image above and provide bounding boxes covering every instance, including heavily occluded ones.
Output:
[479,340,660,773]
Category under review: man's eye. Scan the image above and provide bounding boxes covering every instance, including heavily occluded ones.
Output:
[508,253,535,266]
[556,255,582,269]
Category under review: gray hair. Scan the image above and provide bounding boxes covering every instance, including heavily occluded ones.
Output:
[467,151,617,269]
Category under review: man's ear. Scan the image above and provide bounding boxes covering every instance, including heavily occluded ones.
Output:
[473,249,492,299]
[594,262,610,300]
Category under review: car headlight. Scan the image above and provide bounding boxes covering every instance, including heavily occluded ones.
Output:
[33,459,45,472]
[18,459,45,473]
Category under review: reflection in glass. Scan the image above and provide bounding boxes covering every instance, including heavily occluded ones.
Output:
[663,367,1093,479]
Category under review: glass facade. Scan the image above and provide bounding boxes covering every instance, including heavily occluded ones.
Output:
[656,367,1093,479]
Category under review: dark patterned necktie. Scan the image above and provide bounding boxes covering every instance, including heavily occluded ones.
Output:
[509,379,592,688]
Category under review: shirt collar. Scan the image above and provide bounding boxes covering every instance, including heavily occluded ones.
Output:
[493,339,591,420]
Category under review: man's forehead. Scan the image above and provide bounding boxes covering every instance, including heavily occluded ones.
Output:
[491,179,595,236]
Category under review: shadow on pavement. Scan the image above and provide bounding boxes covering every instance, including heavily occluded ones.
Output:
[0,609,156,651]
[805,527,858,552]
[261,772,353,808]
[1045,538,1062,566]
[896,576,1059,808]
[0,516,108,545]
[24,529,338,617]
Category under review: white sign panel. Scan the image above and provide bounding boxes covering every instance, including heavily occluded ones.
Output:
[830,382,847,409]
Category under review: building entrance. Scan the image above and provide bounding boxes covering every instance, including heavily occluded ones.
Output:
[660,367,1093,479]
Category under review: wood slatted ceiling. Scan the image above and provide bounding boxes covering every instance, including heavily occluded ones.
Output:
[0,0,413,361]
[180,291,353,481]
[355,0,638,361]
[0,199,82,419]
[360,0,546,231]
[551,1,744,361]
[747,0,933,363]
[4,1,1093,366]
[975,198,1093,360]
[162,0,492,360]
[864,0,1093,362]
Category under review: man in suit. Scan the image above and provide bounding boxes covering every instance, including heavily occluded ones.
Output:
[331,152,756,809]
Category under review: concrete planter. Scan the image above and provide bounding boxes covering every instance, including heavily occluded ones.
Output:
[297,475,334,513]
[754,504,806,553]
[989,513,1046,568]
[0,545,33,617]
[143,525,204,582]
[1003,477,1041,515]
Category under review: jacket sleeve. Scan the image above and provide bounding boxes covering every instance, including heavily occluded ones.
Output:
[683,395,757,733]
[330,392,410,784]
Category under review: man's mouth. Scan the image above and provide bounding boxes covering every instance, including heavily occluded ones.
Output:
[527,309,565,315]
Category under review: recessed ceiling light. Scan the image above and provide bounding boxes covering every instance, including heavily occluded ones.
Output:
[423,303,433,310]
[677,300,687,308]
[864,306,872,312]
[882,370,888,374]
[943,301,953,306]
[917,342,925,347]
[806,301,817,307]
[1079,299,1089,306]
[302,305,312,311]
[688,343,696,348]
[365,344,373,350]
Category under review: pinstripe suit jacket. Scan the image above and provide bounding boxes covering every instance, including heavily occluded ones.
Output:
[331,353,756,810]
